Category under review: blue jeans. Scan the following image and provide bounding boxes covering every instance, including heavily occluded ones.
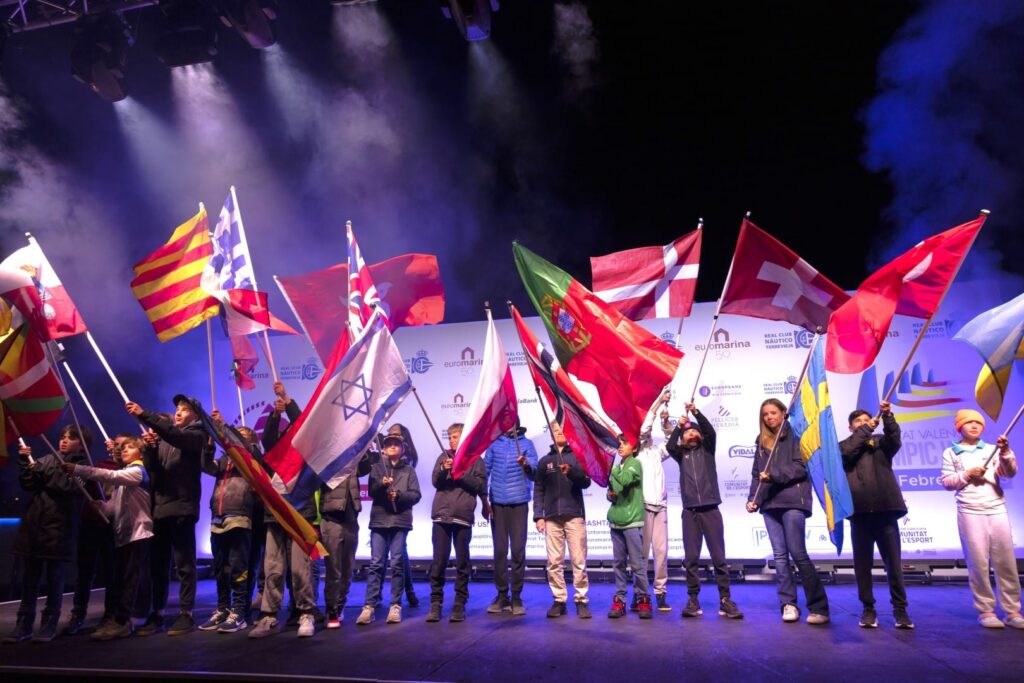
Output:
[363,528,408,608]
[610,526,649,600]
[763,509,829,615]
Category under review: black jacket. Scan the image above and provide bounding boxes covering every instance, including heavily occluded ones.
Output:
[320,453,372,518]
[13,451,88,561]
[748,424,813,515]
[533,445,591,521]
[840,413,907,517]
[260,399,317,523]
[667,410,722,509]
[202,445,255,520]
[139,411,207,521]
[368,457,421,530]
[431,451,487,525]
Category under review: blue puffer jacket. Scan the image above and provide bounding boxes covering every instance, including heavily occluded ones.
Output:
[485,431,538,505]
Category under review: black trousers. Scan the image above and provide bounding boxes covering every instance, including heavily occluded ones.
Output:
[491,503,528,597]
[112,539,150,625]
[682,505,731,598]
[247,506,266,606]
[150,515,197,614]
[211,527,252,615]
[72,522,116,619]
[850,512,908,609]
[429,522,473,605]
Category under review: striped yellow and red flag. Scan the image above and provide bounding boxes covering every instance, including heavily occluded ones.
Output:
[131,207,220,342]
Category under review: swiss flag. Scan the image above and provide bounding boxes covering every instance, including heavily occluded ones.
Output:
[591,228,702,320]
[720,219,850,333]
[826,215,984,374]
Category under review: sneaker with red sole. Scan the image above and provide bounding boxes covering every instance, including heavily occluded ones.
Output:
[607,596,627,619]
[637,596,654,620]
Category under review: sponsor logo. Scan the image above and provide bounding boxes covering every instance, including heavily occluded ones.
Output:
[694,328,752,352]
[441,393,472,411]
[506,350,528,367]
[710,405,739,430]
[659,332,680,350]
[280,357,323,382]
[444,346,483,375]
[762,375,798,396]
[752,525,831,548]
[762,329,815,350]
[911,319,955,340]
[728,445,756,459]
[699,386,711,398]
[698,383,743,397]
[405,349,434,375]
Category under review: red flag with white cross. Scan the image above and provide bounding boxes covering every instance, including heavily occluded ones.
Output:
[719,219,850,333]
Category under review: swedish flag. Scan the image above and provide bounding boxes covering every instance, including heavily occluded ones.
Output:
[788,337,855,554]
[952,292,1024,421]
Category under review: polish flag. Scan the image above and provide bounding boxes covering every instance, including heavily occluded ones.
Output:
[591,228,702,320]
[720,219,850,333]
[1,237,86,339]
[451,308,518,479]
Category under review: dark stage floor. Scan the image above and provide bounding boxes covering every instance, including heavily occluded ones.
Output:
[0,578,1021,682]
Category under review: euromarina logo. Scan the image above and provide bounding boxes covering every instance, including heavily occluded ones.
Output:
[762,328,815,350]
[441,392,472,411]
[762,375,798,396]
[405,349,434,375]
[444,347,483,376]
[728,445,756,459]
[694,328,751,351]
[280,357,323,382]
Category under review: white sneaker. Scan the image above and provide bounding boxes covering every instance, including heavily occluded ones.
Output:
[297,613,315,637]
[782,604,800,623]
[356,606,375,625]
[386,604,402,624]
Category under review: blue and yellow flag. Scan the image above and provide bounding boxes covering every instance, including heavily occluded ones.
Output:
[788,336,854,554]
[952,292,1024,421]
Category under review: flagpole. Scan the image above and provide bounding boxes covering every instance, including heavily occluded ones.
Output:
[982,400,1024,468]
[751,332,820,503]
[878,209,990,413]
[506,300,563,466]
[229,185,279,383]
[84,331,131,403]
[207,319,217,411]
[42,341,97,468]
[409,385,449,459]
[59,355,111,443]
[672,218,702,350]
[688,212,748,405]
[37,432,106,517]
[7,416,34,466]
[236,384,247,428]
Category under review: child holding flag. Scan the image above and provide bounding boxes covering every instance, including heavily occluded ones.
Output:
[606,435,651,619]
[941,409,1022,629]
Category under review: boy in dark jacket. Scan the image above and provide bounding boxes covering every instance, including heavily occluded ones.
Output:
[533,423,592,619]
[666,402,742,620]
[197,410,255,634]
[426,423,487,623]
[3,425,90,643]
[128,396,207,637]
[840,400,912,629]
[357,433,422,626]
[321,445,372,629]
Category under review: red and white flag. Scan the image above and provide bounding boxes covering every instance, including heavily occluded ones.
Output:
[451,308,518,479]
[347,222,387,332]
[591,228,702,320]
[720,219,849,333]
[1,237,86,339]
[826,215,984,374]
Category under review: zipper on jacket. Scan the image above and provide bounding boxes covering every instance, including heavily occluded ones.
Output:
[689,454,703,506]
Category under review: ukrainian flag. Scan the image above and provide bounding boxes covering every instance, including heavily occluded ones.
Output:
[788,336,855,554]
[952,292,1024,421]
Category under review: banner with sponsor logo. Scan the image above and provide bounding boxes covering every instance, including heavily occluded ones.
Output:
[201,281,1023,561]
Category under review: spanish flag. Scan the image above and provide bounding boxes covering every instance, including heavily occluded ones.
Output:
[131,207,220,342]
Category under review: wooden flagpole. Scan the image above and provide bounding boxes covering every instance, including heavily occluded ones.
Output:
[982,401,1024,468]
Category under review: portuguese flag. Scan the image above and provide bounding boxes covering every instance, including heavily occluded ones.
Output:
[513,242,683,443]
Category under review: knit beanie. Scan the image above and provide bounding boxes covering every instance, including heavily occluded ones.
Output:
[954,409,986,433]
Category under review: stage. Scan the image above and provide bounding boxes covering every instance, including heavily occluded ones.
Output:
[0,577,1020,682]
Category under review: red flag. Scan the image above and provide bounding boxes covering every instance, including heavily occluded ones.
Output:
[0,266,52,343]
[346,223,388,330]
[275,253,445,365]
[826,216,984,374]
[230,335,258,391]
[1,238,87,339]
[720,219,850,333]
[591,228,702,320]
[451,309,518,479]
[220,288,298,337]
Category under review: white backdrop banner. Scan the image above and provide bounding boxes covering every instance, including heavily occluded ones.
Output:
[197,280,1024,562]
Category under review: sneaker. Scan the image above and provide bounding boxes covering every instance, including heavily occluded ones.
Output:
[61,615,86,637]
[510,595,526,617]
[718,598,744,619]
[386,604,402,624]
[576,602,592,619]
[326,609,341,629]
[486,594,510,614]
[607,596,627,619]
[167,612,195,637]
[3,615,34,643]
[1005,613,1024,630]
[248,615,279,639]
[406,592,420,609]
[807,613,830,625]
[135,613,163,637]
[894,608,915,630]
[859,606,878,628]
[426,603,442,623]
[297,613,315,637]
[656,594,671,612]
[546,601,567,618]
[32,613,59,642]
[782,604,800,623]
[682,596,703,618]
[637,596,653,619]
[449,603,466,623]
[91,619,132,642]
[978,612,1004,629]
[356,606,375,625]
[198,609,229,631]
[217,612,247,634]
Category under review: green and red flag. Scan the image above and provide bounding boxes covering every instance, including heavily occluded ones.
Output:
[513,242,683,443]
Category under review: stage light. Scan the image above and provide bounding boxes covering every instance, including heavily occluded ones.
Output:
[441,0,499,42]
[216,0,278,49]
[155,0,219,67]
[69,13,133,103]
